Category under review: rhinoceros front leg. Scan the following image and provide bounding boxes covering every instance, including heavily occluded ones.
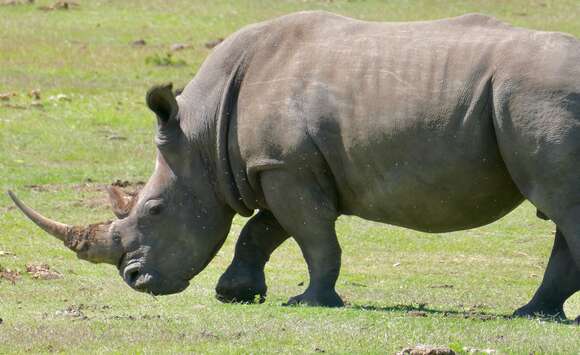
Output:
[261,169,344,307]
[514,228,580,320]
[216,210,290,303]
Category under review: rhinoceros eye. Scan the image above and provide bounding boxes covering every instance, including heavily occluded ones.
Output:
[144,200,164,216]
[149,205,163,215]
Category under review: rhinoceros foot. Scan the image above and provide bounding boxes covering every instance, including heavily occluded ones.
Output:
[284,288,344,308]
[513,302,566,321]
[215,261,266,304]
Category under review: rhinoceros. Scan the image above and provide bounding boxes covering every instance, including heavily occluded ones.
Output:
[8,11,580,320]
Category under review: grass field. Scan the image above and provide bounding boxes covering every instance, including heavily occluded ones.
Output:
[1,0,580,353]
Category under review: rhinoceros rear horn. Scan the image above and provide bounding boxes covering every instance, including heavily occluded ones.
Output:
[106,186,136,219]
[7,190,120,265]
[146,83,178,124]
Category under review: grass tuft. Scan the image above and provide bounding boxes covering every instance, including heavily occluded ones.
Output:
[1,0,580,353]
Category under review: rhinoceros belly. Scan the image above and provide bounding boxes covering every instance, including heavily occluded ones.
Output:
[336,140,524,233]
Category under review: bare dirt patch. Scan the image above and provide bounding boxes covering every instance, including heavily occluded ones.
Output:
[397,345,455,355]
[0,266,21,284]
[1,0,33,6]
[38,0,78,11]
[26,263,63,280]
[55,304,87,320]
[0,92,17,100]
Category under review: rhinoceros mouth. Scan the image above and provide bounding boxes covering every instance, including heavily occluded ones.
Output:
[116,253,190,294]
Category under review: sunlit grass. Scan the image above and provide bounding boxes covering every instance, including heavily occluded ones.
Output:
[1,0,579,353]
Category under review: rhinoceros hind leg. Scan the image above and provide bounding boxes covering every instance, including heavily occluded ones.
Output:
[513,229,580,320]
[261,169,344,307]
[215,210,289,303]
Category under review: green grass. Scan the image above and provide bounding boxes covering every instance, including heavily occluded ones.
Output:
[1,0,580,353]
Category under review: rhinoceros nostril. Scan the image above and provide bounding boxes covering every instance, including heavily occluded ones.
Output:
[123,263,141,285]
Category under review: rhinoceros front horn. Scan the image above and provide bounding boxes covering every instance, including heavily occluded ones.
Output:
[7,190,122,265]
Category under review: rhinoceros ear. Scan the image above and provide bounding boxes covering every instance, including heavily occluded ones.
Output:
[146,83,178,124]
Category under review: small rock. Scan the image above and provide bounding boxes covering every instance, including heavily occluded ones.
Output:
[131,39,146,46]
[0,92,16,101]
[393,262,401,267]
[107,134,127,141]
[408,310,428,317]
[28,89,41,100]
[170,43,192,52]
[204,38,224,49]
[398,345,455,355]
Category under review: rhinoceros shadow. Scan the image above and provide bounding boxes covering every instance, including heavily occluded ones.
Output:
[348,304,574,324]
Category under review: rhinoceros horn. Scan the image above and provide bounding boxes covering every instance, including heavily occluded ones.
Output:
[106,186,136,219]
[7,191,122,265]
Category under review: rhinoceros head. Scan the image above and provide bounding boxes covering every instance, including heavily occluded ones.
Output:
[8,84,236,295]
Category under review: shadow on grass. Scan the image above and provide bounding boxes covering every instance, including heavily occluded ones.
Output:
[349,304,576,324]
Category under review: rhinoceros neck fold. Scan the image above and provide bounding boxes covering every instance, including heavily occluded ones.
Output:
[215,55,255,217]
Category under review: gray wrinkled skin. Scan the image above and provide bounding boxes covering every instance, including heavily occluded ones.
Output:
[11,12,580,319]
